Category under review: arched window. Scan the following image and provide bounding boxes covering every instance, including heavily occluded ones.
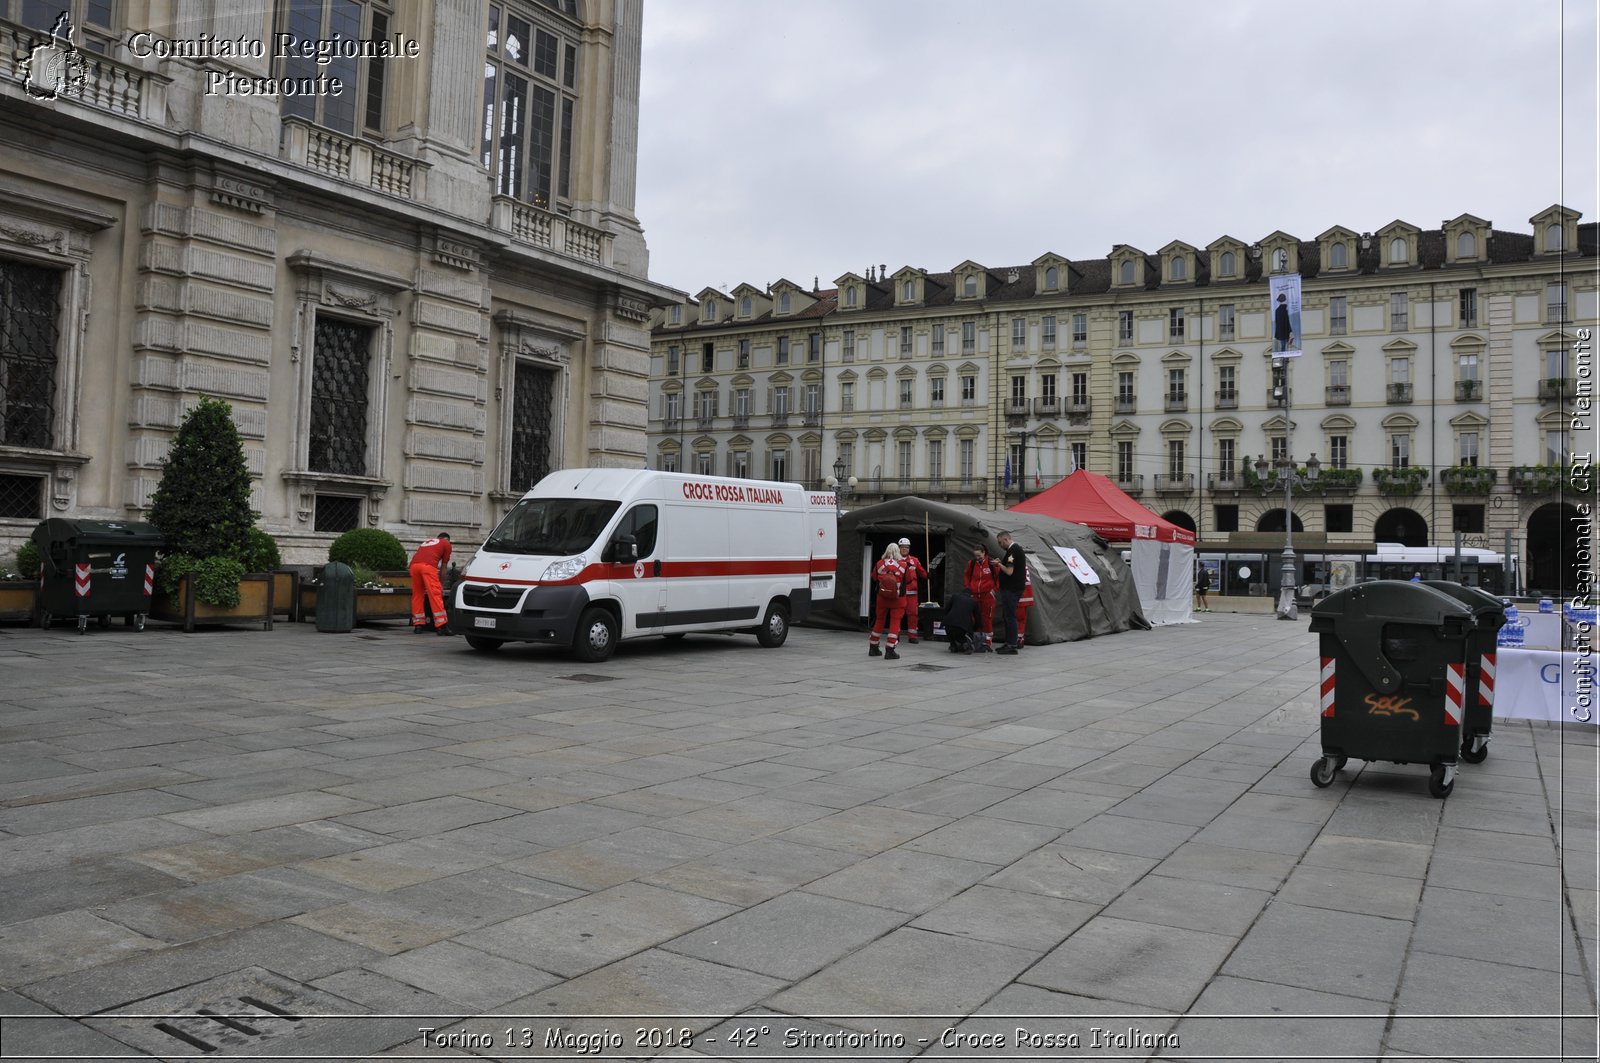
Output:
[779,292,791,313]
[1390,237,1408,263]
[1546,223,1564,250]
[845,287,857,307]
[1272,248,1288,272]
[1171,257,1186,281]
[704,300,716,322]
[1119,260,1134,284]
[1044,266,1059,290]
[1329,242,1347,268]
[739,295,751,317]
[903,279,915,301]
[962,275,977,297]
[1457,232,1476,258]
[1219,251,1236,277]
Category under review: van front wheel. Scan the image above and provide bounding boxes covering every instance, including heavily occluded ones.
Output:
[756,600,790,648]
[573,606,618,662]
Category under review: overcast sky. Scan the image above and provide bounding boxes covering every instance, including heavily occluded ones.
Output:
[635,0,1598,299]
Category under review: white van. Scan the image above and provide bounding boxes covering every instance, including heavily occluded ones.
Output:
[454,469,837,661]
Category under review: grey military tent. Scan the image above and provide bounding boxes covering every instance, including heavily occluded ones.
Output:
[815,497,1149,643]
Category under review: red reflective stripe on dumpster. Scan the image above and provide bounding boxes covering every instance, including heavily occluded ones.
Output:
[1320,656,1336,717]
[74,563,90,599]
[143,564,155,596]
[1445,662,1465,726]
[1478,652,1495,707]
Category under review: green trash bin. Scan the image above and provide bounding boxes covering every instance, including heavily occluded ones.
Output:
[1307,580,1476,798]
[316,562,356,633]
[31,518,164,634]
[1422,580,1507,764]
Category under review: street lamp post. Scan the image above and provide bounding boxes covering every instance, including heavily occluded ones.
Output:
[1009,428,1036,502]
[1255,445,1321,621]
[827,455,857,518]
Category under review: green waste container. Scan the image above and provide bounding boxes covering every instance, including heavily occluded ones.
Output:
[1422,580,1507,764]
[1307,580,1476,798]
[31,518,164,634]
[316,562,355,633]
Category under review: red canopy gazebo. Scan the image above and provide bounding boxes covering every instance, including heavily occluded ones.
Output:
[1010,470,1196,546]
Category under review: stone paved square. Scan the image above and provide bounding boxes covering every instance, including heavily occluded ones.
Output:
[0,613,1594,1060]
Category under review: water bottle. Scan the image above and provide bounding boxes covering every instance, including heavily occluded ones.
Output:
[1498,601,1524,649]
[1539,598,1554,613]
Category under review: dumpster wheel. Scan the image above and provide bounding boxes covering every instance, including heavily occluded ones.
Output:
[97,615,111,629]
[76,615,87,635]
[38,609,51,630]
[1428,763,1456,799]
[1309,755,1346,788]
[129,613,146,632]
[1459,735,1489,764]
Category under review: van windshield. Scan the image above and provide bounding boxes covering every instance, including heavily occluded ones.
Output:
[482,498,620,556]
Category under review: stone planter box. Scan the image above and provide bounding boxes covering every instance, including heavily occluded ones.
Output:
[0,579,38,622]
[271,570,299,620]
[152,572,275,632]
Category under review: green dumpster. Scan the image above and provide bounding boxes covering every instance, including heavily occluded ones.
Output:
[31,518,164,634]
[1422,580,1507,764]
[1307,581,1475,798]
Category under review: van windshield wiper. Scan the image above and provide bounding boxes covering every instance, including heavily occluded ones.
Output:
[482,538,535,554]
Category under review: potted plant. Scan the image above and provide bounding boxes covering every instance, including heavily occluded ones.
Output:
[299,527,413,623]
[1318,467,1363,494]
[146,397,276,631]
[0,540,41,621]
[1438,466,1498,495]
[1372,466,1428,497]
[1510,465,1568,496]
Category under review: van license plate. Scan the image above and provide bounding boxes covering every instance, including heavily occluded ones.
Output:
[473,617,496,629]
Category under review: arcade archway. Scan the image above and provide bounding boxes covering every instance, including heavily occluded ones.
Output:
[1255,509,1304,533]
[1527,502,1582,597]
[1375,507,1428,547]
[1162,510,1197,534]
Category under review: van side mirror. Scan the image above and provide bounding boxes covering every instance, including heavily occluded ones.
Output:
[608,533,637,563]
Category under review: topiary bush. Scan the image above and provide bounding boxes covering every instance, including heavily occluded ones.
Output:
[239,528,282,574]
[154,554,244,607]
[148,397,254,562]
[14,540,41,579]
[328,528,407,571]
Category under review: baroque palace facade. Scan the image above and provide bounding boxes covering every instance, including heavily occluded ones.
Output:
[0,0,673,561]
[648,207,1596,589]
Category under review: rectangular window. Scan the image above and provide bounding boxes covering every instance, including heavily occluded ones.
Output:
[314,495,361,533]
[808,332,820,362]
[1214,504,1239,533]
[510,360,556,489]
[928,440,943,483]
[842,329,855,362]
[1453,504,1485,534]
[1012,318,1026,348]
[1218,304,1235,340]
[1040,373,1057,402]
[660,452,679,473]
[1459,287,1477,328]
[1271,436,1288,464]
[1071,441,1086,473]
[1459,431,1480,467]
[734,388,750,419]
[1042,315,1057,348]
[1071,372,1088,405]
[0,257,62,449]
[1218,364,1236,403]
[1390,357,1410,384]
[770,449,787,482]
[1117,440,1133,480]
[1326,504,1353,533]
[663,391,681,423]
[1459,352,1479,381]
[961,375,976,404]
[1008,442,1024,483]
[1391,292,1408,331]
[1329,360,1349,387]
[702,342,714,373]
[737,338,749,369]
[481,4,579,208]
[897,440,913,486]
[1328,296,1347,335]
[900,326,912,357]
[1118,310,1133,345]
[1072,313,1087,345]
[1391,433,1410,468]
[281,0,368,135]
[960,438,975,484]
[771,386,790,416]
[962,321,976,353]
[1329,435,1348,468]
[838,442,853,476]
[666,344,679,376]
[1169,307,1185,341]
[804,383,821,417]
[0,473,44,520]
[1167,439,1185,479]
[732,451,749,479]
[1117,371,1134,404]
[695,451,712,475]
[1548,283,1568,322]
[1010,375,1027,403]
[1547,346,1568,379]
[930,378,945,406]
[309,315,373,475]
[1546,429,1568,466]
[1218,438,1235,478]
[776,336,789,365]
[839,381,853,412]
[1167,367,1185,404]
[931,324,944,354]
[899,379,914,408]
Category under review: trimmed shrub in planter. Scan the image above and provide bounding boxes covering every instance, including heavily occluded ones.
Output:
[329,528,407,572]
[240,528,282,573]
[1372,466,1428,497]
[15,540,41,579]
[1439,466,1497,495]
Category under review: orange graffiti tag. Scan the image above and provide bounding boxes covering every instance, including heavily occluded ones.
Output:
[1363,693,1419,720]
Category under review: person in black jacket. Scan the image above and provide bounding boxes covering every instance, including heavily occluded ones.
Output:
[1195,563,1211,613]
[993,531,1026,655]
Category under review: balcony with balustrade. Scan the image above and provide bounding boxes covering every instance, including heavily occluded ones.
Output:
[1387,382,1414,404]
[282,118,424,202]
[1539,377,1578,403]
[1214,388,1238,410]
[491,195,611,267]
[1164,391,1188,413]
[1455,379,1483,402]
[852,477,988,505]
[1325,384,1351,406]
[1065,399,1091,425]
[1208,471,1243,494]
[1153,473,1194,494]
[1034,398,1061,417]
[1112,472,1144,495]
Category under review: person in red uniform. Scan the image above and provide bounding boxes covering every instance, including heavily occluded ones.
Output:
[868,543,907,660]
[963,543,998,652]
[896,536,928,645]
[410,533,454,635]
[1014,566,1034,650]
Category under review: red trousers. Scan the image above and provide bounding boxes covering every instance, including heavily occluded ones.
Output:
[974,594,995,639]
[901,594,922,640]
[870,591,905,647]
[410,562,446,628]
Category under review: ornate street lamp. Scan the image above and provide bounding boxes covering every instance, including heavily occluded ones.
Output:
[1255,449,1322,620]
[826,455,857,517]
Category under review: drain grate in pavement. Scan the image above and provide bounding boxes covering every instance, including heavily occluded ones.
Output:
[556,672,617,683]
[356,634,385,641]
[912,663,955,672]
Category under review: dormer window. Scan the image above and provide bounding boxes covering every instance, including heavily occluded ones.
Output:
[1119,261,1134,284]
[1457,232,1476,259]
[1329,242,1347,269]
[739,295,752,317]
[1390,237,1408,263]
[669,305,681,324]
[1219,251,1236,277]
[903,280,915,301]
[779,292,791,313]
[845,286,857,307]
[1546,223,1564,251]
[704,300,716,322]
[962,275,977,297]
[1171,257,1186,281]
[1271,248,1288,273]
[1044,266,1059,290]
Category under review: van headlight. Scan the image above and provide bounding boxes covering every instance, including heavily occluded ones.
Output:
[542,557,585,581]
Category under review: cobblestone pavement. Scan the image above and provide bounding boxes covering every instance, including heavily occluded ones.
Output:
[0,613,1594,1062]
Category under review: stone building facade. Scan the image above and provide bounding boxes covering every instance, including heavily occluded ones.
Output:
[648,208,1597,592]
[0,0,674,563]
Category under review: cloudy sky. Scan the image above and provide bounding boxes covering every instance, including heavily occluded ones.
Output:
[635,0,1598,298]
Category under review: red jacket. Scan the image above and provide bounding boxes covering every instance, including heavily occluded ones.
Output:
[874,557,907,596]
[411,537,452,569]
[900,554,927,597]
[964,558,996,598]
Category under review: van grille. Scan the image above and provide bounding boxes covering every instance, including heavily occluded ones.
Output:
[462,585,523,608]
